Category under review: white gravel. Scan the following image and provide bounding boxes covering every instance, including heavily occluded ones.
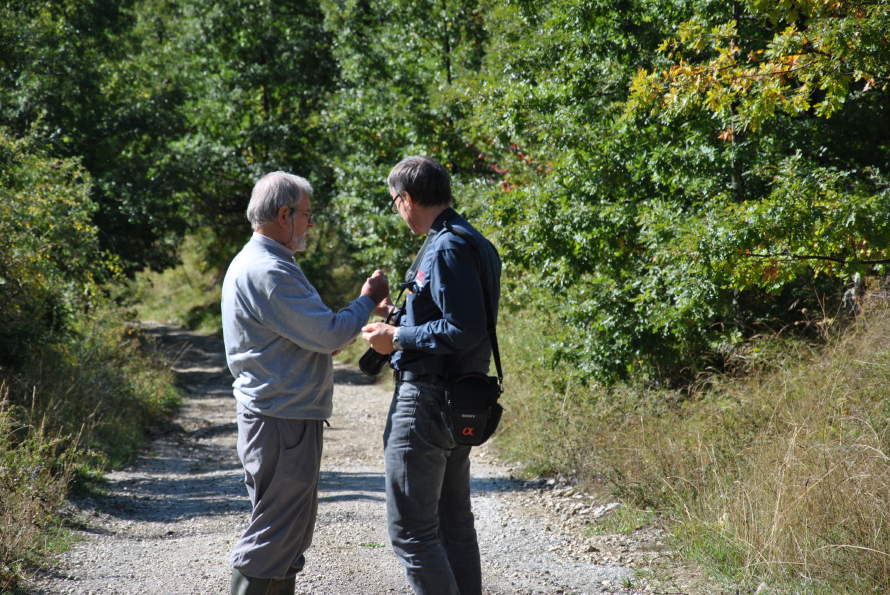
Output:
[26,327,705,594]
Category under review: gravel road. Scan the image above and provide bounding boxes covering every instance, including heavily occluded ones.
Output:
[27,326,704,594]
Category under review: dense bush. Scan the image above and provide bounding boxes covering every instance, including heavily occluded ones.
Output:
[5,1,887,385]
[0,131,109,366]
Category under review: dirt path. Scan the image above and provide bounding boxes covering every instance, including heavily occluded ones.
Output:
[28,326,702,594]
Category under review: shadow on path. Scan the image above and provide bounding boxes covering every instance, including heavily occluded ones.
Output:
[89,326,539,526]
[319,470,385,504]
[333,365,382,386]
[78,467,248,524]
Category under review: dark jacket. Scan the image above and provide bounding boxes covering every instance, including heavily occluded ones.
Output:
[392,208,501,378]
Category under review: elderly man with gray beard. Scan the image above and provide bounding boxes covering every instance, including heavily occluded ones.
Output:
[221,171,389,594]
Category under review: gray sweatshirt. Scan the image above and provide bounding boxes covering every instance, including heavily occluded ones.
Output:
[221,233,374,419]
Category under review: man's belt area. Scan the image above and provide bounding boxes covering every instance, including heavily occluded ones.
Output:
[394,369,447,385]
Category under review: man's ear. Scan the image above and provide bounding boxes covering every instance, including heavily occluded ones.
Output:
[277,205,291,224]
[402,191,415,207]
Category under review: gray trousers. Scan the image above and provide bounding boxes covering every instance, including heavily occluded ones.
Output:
[230,401,323,579]
[384,380,481,595]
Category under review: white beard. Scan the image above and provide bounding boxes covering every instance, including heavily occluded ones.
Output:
[291,233,308,252]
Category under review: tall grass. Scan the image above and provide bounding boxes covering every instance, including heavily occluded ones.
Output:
[0,385,75,590]
[496,302,890,591]
[0,313,180,590]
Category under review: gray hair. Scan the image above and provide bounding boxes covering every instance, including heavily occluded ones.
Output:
[246,171,313,230]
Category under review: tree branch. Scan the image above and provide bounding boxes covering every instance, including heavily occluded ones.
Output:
[744,252,890,265]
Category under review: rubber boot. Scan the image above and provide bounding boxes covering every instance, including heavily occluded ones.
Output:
[230,568,296,595]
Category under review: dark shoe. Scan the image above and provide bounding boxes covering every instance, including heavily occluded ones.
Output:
[230,568,296,595]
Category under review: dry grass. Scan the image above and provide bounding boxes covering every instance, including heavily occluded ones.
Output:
[688,305,890,591]
[0,385,76,591]
[0,315,181,590]
[496,303,890,591]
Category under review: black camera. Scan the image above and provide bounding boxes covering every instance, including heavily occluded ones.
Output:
[358,307,402,376]
[358,346,390,376]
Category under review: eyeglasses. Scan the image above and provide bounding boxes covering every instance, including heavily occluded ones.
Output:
[290,207,313,224]
[390,192,403,213]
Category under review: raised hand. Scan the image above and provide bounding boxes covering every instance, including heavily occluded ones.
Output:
[361,269,389,304]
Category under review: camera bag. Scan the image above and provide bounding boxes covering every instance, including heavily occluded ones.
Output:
[447,373,503,446]
[443,221,504,447]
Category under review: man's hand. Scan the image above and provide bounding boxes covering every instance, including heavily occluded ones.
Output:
[374,296,395,319]
[361,322,396,354]
[361,269,389,304]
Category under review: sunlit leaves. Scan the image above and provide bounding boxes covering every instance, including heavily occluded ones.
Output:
[4,0,887,386]
[700,156,890,288]
[627,1,890,132]
[0,131,113,364]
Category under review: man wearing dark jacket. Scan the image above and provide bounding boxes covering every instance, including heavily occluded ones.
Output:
[362,156,501,595]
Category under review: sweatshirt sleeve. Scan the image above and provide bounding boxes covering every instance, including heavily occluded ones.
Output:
[258,266,375,353]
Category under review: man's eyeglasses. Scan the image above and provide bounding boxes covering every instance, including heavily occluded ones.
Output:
[290,207,313,224]
[390,192,403,213]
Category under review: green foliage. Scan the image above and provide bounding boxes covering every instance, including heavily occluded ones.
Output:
[456,0,890,383]
[319,0,492,274]
[12,315,181,469]
[0,0,194,270]
[0,131,112,367]
[0,129,180,589]
[0,314,180,590]
[128,230,226,332]
[168,0,338,215]
[6,0,888,383]
[628,0,890,130]
[699,156,890,288]
[1,0,342,271]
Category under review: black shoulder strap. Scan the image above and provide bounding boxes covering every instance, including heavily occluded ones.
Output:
[393,234,434,305]
[443,219,503,389]
[403,234,433,286]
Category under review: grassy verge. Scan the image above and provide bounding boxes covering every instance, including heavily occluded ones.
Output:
[127,231,224,334]
[0,312,180,590]
[495,302,890,592]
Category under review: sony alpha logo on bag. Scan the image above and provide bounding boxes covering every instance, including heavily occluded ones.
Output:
[460,413,475,419]
[461,426,475,437]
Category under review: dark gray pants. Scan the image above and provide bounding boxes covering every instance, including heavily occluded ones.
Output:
[384,381,481,595]
[230,402,323,579]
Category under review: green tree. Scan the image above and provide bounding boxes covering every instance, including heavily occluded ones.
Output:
[453,0,888,383]
[0,0,195,270]
[626,0,890,287]
[320,0,490,275]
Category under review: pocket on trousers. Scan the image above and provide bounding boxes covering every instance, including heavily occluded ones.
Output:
[276,420,320,481]
[415,390,455,450]
[279,417,309,451]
